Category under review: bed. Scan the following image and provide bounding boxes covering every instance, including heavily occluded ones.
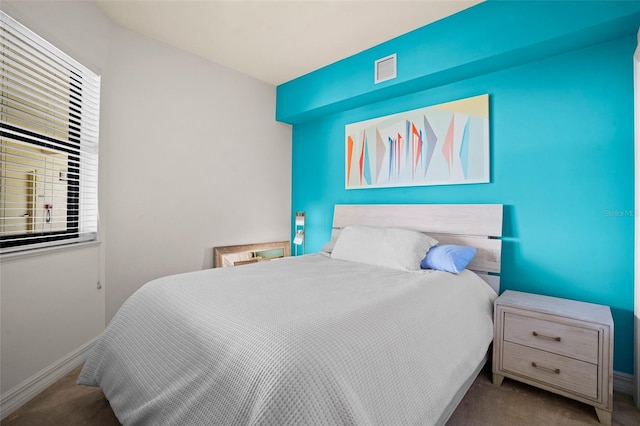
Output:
[79,204,503,425]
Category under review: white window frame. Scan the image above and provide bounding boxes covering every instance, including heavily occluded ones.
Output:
[0,10,100,254]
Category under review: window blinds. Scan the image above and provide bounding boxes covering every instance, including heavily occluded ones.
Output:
[0,11,100,253]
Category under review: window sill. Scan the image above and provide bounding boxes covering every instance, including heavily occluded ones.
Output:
[0,240,102,261]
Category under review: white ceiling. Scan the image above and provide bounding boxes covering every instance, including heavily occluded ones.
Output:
[95,0,481,86]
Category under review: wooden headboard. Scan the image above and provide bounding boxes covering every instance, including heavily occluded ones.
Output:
[331,204,503,293]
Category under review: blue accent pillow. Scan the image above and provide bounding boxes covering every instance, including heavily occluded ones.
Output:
[420,245,477,274]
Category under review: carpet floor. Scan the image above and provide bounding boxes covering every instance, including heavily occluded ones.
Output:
[2,364,639,425]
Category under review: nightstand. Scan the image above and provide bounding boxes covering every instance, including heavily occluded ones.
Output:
[492,290,613,425]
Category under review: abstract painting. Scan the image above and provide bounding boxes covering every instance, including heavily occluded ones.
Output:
[345,94,489,189]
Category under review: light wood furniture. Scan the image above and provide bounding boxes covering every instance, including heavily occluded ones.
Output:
[214,241,290,268]
[493,290,614,425]
[332,204,503,292]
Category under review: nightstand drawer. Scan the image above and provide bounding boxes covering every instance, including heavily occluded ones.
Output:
[502,341,598,399]
[504,312,599,363]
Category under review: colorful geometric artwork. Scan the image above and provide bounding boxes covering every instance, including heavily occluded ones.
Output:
[345,94,489,189]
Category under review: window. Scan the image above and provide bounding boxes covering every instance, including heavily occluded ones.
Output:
[0,11,100,253]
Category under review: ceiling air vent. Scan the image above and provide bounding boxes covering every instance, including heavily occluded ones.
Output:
[374,54,397,84]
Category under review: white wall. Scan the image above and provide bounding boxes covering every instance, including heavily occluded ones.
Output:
[0,0,111,397]
[0,244,104,393]
[104,25,292,321]
[0,0,292,402]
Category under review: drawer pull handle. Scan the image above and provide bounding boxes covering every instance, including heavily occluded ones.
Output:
[531,362,560,374]
[532,331,561,342]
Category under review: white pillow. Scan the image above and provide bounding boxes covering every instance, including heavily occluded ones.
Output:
[320,229,342,254]
[331,226,438,271]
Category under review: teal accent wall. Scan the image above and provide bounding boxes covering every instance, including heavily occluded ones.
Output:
[277,1,639,374]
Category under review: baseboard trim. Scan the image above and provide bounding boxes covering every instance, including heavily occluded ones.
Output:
[0,336,100,421]
[613,370,635,396]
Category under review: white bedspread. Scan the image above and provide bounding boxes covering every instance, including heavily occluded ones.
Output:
[79,254,497,425]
